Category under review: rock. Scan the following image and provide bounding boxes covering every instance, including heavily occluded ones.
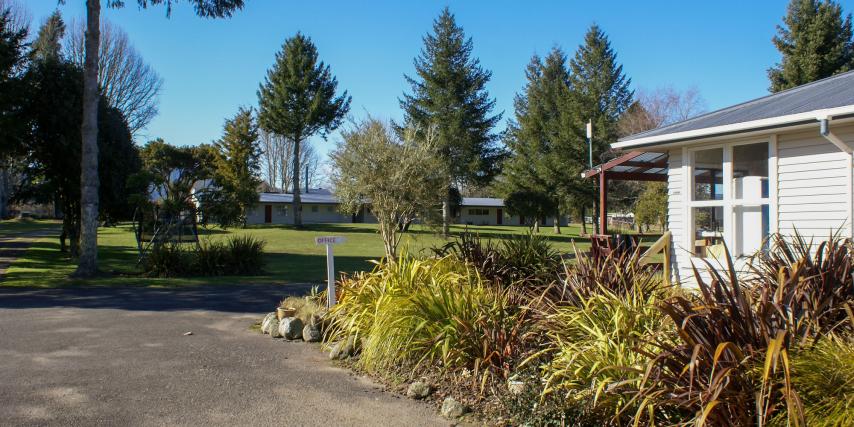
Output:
[329,336,357,360]
[269,318,282,338]
[406,381,431,399]
[261,312,276,334]
[302,323,321,342]
[507,379,526,396]
[183,331,193,336]
[441,397,467,419]
[278,317,304,340]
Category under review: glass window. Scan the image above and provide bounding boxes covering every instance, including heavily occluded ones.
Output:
[693,148,723,201]
[732,142,769,200]
[732,142,770,255]
[693,206,725,258]
[311,205,319,213]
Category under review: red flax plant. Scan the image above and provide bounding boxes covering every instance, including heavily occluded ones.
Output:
[633,233,853,427]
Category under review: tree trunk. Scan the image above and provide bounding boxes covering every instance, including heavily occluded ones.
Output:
[292,134,302,227]
[75,0,101,277]
[581,206,588,235]
[553,210,561,234]
[533,218,540,233]
[441,198,450,237]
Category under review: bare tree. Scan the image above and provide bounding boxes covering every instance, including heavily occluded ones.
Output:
[66,19,163,136]
[259,129,324,193]
[0,0,29,35]
[619,86,706,137]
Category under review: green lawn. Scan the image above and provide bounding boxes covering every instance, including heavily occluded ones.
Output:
[1,220,609,288]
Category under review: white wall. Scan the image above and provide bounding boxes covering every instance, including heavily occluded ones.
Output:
[666,122,854,286]
[246,203,352,225]
[776,125,853,240]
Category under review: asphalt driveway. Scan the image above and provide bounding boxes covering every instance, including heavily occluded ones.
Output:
[0,285,446,427]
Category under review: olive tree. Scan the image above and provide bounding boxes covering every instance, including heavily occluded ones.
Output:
[331,118,445,259]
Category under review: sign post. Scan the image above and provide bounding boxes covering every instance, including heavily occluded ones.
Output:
[315,236,345,307]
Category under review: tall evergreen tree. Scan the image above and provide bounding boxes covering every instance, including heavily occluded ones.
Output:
[75,0,245,277]
[399,7,503,235]
[566,25,633,232]
[257,33,350,227]
[31,11,64,62]
[769,0,854,92]
[0,3,28,219]
[503,48,573,233]
[207,107,261,228]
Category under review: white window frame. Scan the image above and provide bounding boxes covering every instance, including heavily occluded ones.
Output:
[684,137,777,261]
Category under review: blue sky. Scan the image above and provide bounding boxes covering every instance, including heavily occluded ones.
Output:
[24,0,854,156]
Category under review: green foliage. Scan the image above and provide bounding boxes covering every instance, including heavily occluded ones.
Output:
[325,255,530,390]
[399,7,503,190]
[633,182,667,231]
[30,11,64,62]
[204,107,261,228]
[769,0,854,92]
[0,4,28,158]
[257,32,350,226]
[503,49,572,222]
[504,189,557,229]
[535,281,671,424]
[331,118,446,258]
[786,336,854,426]
[144,235,265,277]
[435,231,560,286]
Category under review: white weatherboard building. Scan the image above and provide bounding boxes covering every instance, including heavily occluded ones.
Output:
[609,70,854,285]
[246,190,568,227]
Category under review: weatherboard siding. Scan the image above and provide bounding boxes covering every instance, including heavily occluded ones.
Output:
[665,149,694,285]
[776,125,854,240]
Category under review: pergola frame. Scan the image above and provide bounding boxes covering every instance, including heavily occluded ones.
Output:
[582,150,669,235]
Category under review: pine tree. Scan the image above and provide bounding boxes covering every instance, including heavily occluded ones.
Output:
[399,7,503,235]
[257,33,350,227]
[209,107,261,228]
[31,11,65,62]
[503,48,573,233]
[566,25,633,232]
[769,0,854,92]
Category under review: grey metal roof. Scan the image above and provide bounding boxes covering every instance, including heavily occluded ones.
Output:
[461,197,504,207]
[259,193,506,207]
[259,192,338,204]
[619,70,854,143]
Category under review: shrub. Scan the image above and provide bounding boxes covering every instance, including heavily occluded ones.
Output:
[325,255,531,392]
[636,236,853,426]
[225,235,266,275]
[144,243,195,277]
[142,235,266,277]
[196,239,229,276]
[435,231,561,286]
[520,248,671,424]
[748,231,853,339]
[785,335,854,426]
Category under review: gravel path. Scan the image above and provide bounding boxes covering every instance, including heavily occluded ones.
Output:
[0,285,446,427]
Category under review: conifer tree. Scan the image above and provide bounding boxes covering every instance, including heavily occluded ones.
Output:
[400,7,503,235]
[503,48,573,233]
[31,11,64,62]
[257,33,350,227]
[566,25,633,232]
[0,3,28,218]
[207,107,261,228]
[769,0,854,92]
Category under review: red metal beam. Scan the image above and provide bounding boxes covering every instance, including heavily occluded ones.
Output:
[599,171,608,235]
[604,172,668,182]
